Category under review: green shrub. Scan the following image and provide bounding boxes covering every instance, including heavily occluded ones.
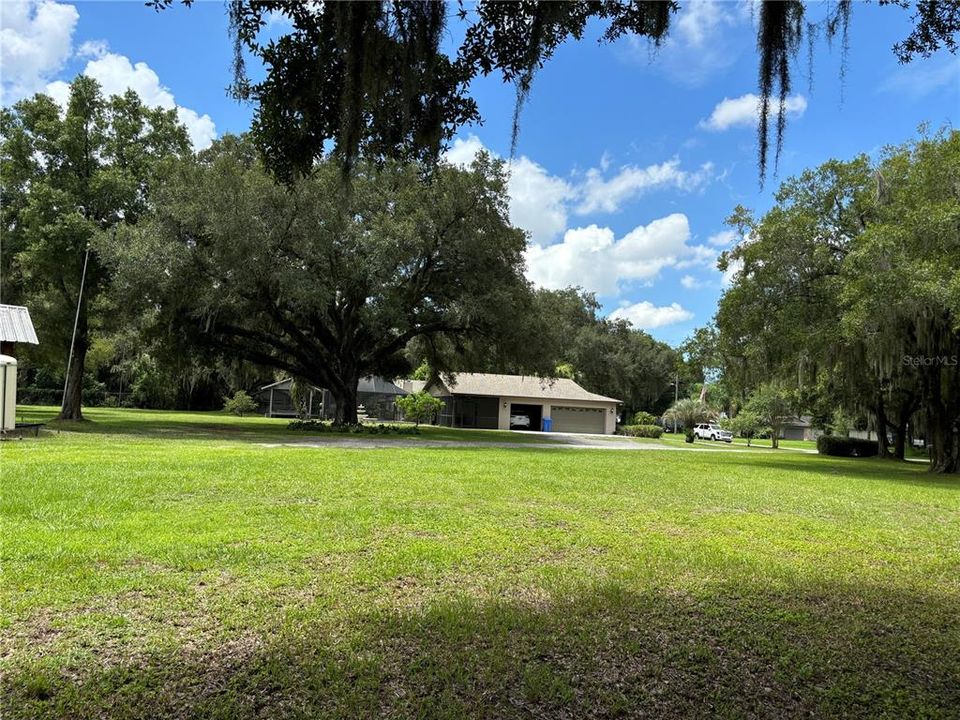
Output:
[817,435,879,457]
[631,411,657,426]
[288,420,420,436]
[223,390,258,417]
[684,429,695,444]
[619,424,663,438]
[395,392,444,427]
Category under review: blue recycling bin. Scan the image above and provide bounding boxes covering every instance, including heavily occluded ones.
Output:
[541,417,553,432]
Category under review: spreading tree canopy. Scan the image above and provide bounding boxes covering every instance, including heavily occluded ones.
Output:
[106,137,542,425]
[147,1,959,183]
[0,77,190,419]
[716,129,960,473]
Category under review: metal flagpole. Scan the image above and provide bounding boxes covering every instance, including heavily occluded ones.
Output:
[61,246,91,414]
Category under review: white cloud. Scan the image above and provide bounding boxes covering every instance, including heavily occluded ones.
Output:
[44,78,70,107]
[879,55,960,101]
[46,49,217,149]
[0,1,216,148]
[680,275,702,289]
[76,39,107,58]
[0,0,78,102]
[444,135,486,166]
[674,0,736,46]
[445,135,575,245]
[622,0,749,86]
[609,301,694,329]
[525,213,713,296]
[446,135,715,240]
[707,229,737,247]
[700,93,808,131]
[575,159,714,214]
[721,258,744,287]
[507,155,576,245]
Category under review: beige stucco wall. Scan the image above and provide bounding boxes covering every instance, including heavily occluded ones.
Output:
[496,396,618,434]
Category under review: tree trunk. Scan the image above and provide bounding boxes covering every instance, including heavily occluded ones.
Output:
[58,311,88,421]
[923,362,959,474]
[928,409,959,474]
[331,375,359,426]
[890,403,914,461]
[875,394,891,458]
[892,420,906,461]
[771,423,779,449]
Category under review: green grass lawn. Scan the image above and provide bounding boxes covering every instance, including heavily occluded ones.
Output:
[628,432,818,452]
[12,405,561,445]
[2,408,958,719]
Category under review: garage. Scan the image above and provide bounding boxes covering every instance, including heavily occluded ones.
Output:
[426,373,620,434]
[509,403,542,431]
[551,406,605,434]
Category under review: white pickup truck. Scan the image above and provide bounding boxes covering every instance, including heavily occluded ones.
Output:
[693,423,733,442]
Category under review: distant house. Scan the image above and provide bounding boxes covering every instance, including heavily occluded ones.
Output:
[400,379,427,394]
[257,376,408,421]
[780,415,824,442]
[425,372,620,434]
[257,378,324,418]
[356,376,408,420]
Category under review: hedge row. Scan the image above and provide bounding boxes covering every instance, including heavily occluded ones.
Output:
[816,435,878,457]
[288,420,420,435]
[619,424,664,439]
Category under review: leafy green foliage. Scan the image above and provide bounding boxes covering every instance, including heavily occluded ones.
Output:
[139,0,956,183]
[287,420,420,435]
[223,390,257,417]
[744,383,795,450]
[663,398,711,429]
[722,410,765,447]
[631,411,657,426]
[0,77,190,419]
[288,378,312,421]
[663,398,711,441]
[716,129,959,472]
[817,435,880,457]
[619,424,663,439]
[107,138,537,426]
[396,392,444,427]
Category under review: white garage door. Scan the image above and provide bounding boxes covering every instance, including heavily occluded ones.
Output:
[551,406,605,434]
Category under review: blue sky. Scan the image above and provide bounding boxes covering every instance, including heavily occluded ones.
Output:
[2,1,957,345]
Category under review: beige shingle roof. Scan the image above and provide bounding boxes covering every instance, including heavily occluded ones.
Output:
[431,372,620,403]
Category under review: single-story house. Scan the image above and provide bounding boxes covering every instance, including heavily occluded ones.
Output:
[258,376,408,421]
[425,372,620,434]
[780,415,825,442]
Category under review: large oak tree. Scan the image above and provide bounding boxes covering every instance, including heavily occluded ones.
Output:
[107,137,540,424]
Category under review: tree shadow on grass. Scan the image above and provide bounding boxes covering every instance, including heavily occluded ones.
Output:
[723,452,959,490]
[5,580,958,720]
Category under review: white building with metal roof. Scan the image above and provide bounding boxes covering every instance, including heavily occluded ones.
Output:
[0,304,39,349]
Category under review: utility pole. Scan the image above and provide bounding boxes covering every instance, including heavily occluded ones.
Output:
[61,246,91,414]
[673,373,679,434]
